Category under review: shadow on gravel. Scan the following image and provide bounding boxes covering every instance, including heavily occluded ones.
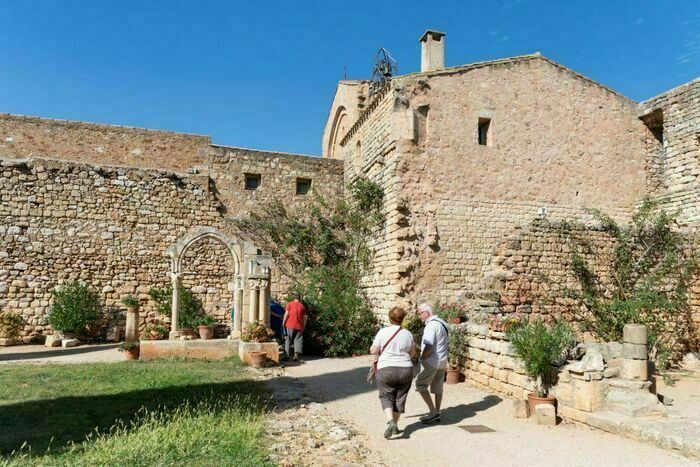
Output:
[399,395,502,438]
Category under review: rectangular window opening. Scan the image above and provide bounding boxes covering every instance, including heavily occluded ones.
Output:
[296,178,312,195]
[640,109,664,145]
[245,173,261,190]
[478,118,491,146]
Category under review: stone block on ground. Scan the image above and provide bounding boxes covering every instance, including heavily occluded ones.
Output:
[605,390,667,418]
[62,338,79,348]
[0,338,15,346]
[535,404,556,426]
[45,334,62,347]
[623,324,647,345]
[573,379,606,412]
[512,399,530,418]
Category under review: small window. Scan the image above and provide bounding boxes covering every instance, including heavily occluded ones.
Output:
[478,118,491,146]
[296,178,312,195]
[245,173,261,190]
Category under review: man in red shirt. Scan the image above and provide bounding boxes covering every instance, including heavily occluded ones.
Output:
[283,294,307,361]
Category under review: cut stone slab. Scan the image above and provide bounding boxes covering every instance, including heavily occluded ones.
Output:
[512,399,530,418]
[623,324,647,345]
[535,404,556,426]
[623,343,648,360]
[606,389,667,418]
[62,338,79,348]
[140,338,240,361]
[620,359,648,381]
[0,338,15,346]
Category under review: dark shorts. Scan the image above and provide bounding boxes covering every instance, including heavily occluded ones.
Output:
[377,366,414,413]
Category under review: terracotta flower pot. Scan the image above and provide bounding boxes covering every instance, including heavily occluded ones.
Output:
[249,351,267,369]
[124,347,140,361]
[198,325,214,340]
[446,369,461,384]
[527,393,556,412]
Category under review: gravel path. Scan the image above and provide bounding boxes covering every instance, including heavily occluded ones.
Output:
[284,355,695,467]
[0,343,122,364]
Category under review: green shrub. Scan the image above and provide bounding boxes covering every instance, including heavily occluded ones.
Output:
[296,265,378,357]
[195,314,217,327]
[121,295,139,309]
[447,324,468,369]
[47,281,103,335]
[148,285,205,330]
[0,311,23,339]
[506,320,576,396]
[241,320,273,343]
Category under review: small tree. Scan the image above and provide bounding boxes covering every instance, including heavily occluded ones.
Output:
[47,281,103,335]
[235,177,383,357]
[0,311,23,339]
[507,320,576,397]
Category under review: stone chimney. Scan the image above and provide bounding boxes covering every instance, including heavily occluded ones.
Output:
[420,30,446,72]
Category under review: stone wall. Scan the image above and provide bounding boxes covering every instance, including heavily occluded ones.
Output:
[207,145,344,300]
[0,114,211,173]
[639,79,700,198]
[341,56,648,315]
[0,156,227,339]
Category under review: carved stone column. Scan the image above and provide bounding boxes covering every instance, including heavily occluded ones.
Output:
[125,306,139,342]
[169,272,181,339]
[248,280,259,324]
[258,279,269,324]
[232,276,244,338]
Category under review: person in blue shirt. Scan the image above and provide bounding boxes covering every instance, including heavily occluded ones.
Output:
[270,300,285,340]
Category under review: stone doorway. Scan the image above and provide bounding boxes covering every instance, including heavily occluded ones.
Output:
[165,227,272,339]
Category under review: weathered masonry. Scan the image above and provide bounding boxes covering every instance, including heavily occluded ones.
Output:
[0,115,343,338]
[322,31,699,345]
[1,29,699,346]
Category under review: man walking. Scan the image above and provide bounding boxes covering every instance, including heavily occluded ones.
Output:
[415,303,449,423]
[283,294,307,361]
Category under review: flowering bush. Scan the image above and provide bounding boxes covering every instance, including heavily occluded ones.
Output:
[435,302,468,323]
[241,321,274,343]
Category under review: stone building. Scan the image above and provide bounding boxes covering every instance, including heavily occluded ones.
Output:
[322,31,699,343]
[0,29,698,344]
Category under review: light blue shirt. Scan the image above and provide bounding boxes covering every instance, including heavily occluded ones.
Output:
[422,315,449,370]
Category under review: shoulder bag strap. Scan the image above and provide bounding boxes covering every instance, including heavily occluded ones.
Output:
[379,326,403,356]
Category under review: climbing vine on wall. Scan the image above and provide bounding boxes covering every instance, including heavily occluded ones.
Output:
[569,198,697,370]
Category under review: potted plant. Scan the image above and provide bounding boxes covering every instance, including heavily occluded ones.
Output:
[148,284,204,337]
[506,319,576,410]
[0,311,23,346]
[118,341,140,360]
[446,323,468,384]
[196,315,217,340]
[241,321,274,368]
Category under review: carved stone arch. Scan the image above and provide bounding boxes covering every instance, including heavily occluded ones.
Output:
[327,106,349,160]
[166,227,242,276]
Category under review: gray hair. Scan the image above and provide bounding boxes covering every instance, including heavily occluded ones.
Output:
[417,303,433,315]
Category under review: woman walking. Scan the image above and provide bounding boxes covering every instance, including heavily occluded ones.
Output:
[370,307,417,439]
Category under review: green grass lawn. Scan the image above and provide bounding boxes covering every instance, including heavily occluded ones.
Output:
[0,359,271,466]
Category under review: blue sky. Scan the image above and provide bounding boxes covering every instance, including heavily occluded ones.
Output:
[0,0,698,155]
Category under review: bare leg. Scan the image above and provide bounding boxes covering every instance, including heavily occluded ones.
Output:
[418,390,437,414]
[393,411,401,422]
[435,393,443,412]
[383,407,394,422]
